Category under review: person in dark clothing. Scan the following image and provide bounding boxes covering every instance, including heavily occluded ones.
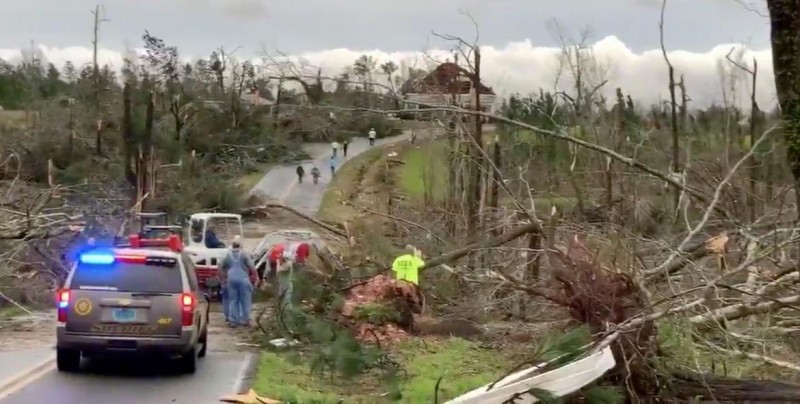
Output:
[205,227,225,248]
[296,165,305,183]
[342,140,349,157]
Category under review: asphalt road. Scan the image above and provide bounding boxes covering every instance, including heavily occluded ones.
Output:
[250,133,410,215]
[0,351,254,404]
[0,132,412,404]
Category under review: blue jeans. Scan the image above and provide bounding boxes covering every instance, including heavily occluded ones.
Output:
[220,286,230,322]
[227,277,253,325]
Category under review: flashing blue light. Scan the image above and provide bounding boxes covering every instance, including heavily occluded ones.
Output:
[78,251,115,265]
[58,301,68,309]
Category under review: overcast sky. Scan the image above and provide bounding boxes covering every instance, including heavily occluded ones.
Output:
[0,0,774,108]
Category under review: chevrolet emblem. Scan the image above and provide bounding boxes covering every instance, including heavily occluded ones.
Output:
[118,299,132,306]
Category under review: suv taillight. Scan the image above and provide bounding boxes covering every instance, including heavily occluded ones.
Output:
[181,293,195,326]
[57,289,70,323]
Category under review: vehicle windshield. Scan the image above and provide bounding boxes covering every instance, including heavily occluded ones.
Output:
[201,216,242,247]
[70,262,183,293]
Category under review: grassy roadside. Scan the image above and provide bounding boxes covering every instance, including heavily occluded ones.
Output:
[251,141,520,403]
[317,146,388,223]
[251,337,522,403]
[397,141,449,201]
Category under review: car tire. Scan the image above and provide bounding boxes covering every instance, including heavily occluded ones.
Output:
[179,346,198,374]
[56,348,81,372]
[198,326,208,358]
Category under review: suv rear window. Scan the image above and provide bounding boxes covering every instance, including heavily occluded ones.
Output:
[70,262,183,293]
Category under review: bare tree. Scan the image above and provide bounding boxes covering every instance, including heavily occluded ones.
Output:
[659,0,682,212]
[726,48,761,222]
[90,4,109,155]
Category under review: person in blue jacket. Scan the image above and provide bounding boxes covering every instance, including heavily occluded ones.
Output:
[330,155,338,176]
[205,226,225,248]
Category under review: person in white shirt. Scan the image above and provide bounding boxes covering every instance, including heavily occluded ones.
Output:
[368,128,377,146]
[331,141,339,157]
[276,249,295,309]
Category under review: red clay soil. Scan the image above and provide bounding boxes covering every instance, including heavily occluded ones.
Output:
[341,274,423,345]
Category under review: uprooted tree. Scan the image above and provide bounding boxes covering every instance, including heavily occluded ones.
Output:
[240,12,800,401]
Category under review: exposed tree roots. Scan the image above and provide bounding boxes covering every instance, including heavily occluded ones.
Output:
[548,235,800,401]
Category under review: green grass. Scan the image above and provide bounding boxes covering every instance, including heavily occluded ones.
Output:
[398,142,448,201]
[251,337,520,403]
[318,146,387,222]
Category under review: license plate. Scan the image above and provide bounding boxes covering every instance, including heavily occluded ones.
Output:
[112,308,136,322]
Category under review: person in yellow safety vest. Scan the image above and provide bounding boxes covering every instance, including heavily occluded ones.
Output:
[391,245,426,285]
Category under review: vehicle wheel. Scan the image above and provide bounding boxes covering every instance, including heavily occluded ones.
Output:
[56,348,81,372]
[198,326,208,358]
[179,346,198,374]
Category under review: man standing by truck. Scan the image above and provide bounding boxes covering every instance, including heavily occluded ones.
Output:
[220,235,260,327]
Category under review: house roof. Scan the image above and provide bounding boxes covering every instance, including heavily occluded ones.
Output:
[401,62,495,95]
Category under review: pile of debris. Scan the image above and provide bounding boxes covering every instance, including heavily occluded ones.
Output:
[340,274,424,344]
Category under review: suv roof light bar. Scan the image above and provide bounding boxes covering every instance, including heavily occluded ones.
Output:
[128,234,183,252]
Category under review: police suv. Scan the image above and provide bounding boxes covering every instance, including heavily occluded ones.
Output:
[56,234,210,373]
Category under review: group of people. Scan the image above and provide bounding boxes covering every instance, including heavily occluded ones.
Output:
[295,164,323,184]
[220,127,389,326]
[217,235,309,327]
[295,128,379,185]
[216,238,425,328]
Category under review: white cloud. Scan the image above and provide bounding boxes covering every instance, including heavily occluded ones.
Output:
[0,35,776,110]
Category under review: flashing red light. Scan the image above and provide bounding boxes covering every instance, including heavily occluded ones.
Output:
[181,293,195,326]
[128,234,183,252]
[115,254,147,264]
[57,289,70,323]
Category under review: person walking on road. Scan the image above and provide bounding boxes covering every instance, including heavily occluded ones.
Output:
[310,166,321,184]
[391,245,426,286]
[342,139,349,158]
[368,128,377,146]
[331,140,340,157]
[221,235,259,327]
[296,165,305,184]
[330,155,337,176]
